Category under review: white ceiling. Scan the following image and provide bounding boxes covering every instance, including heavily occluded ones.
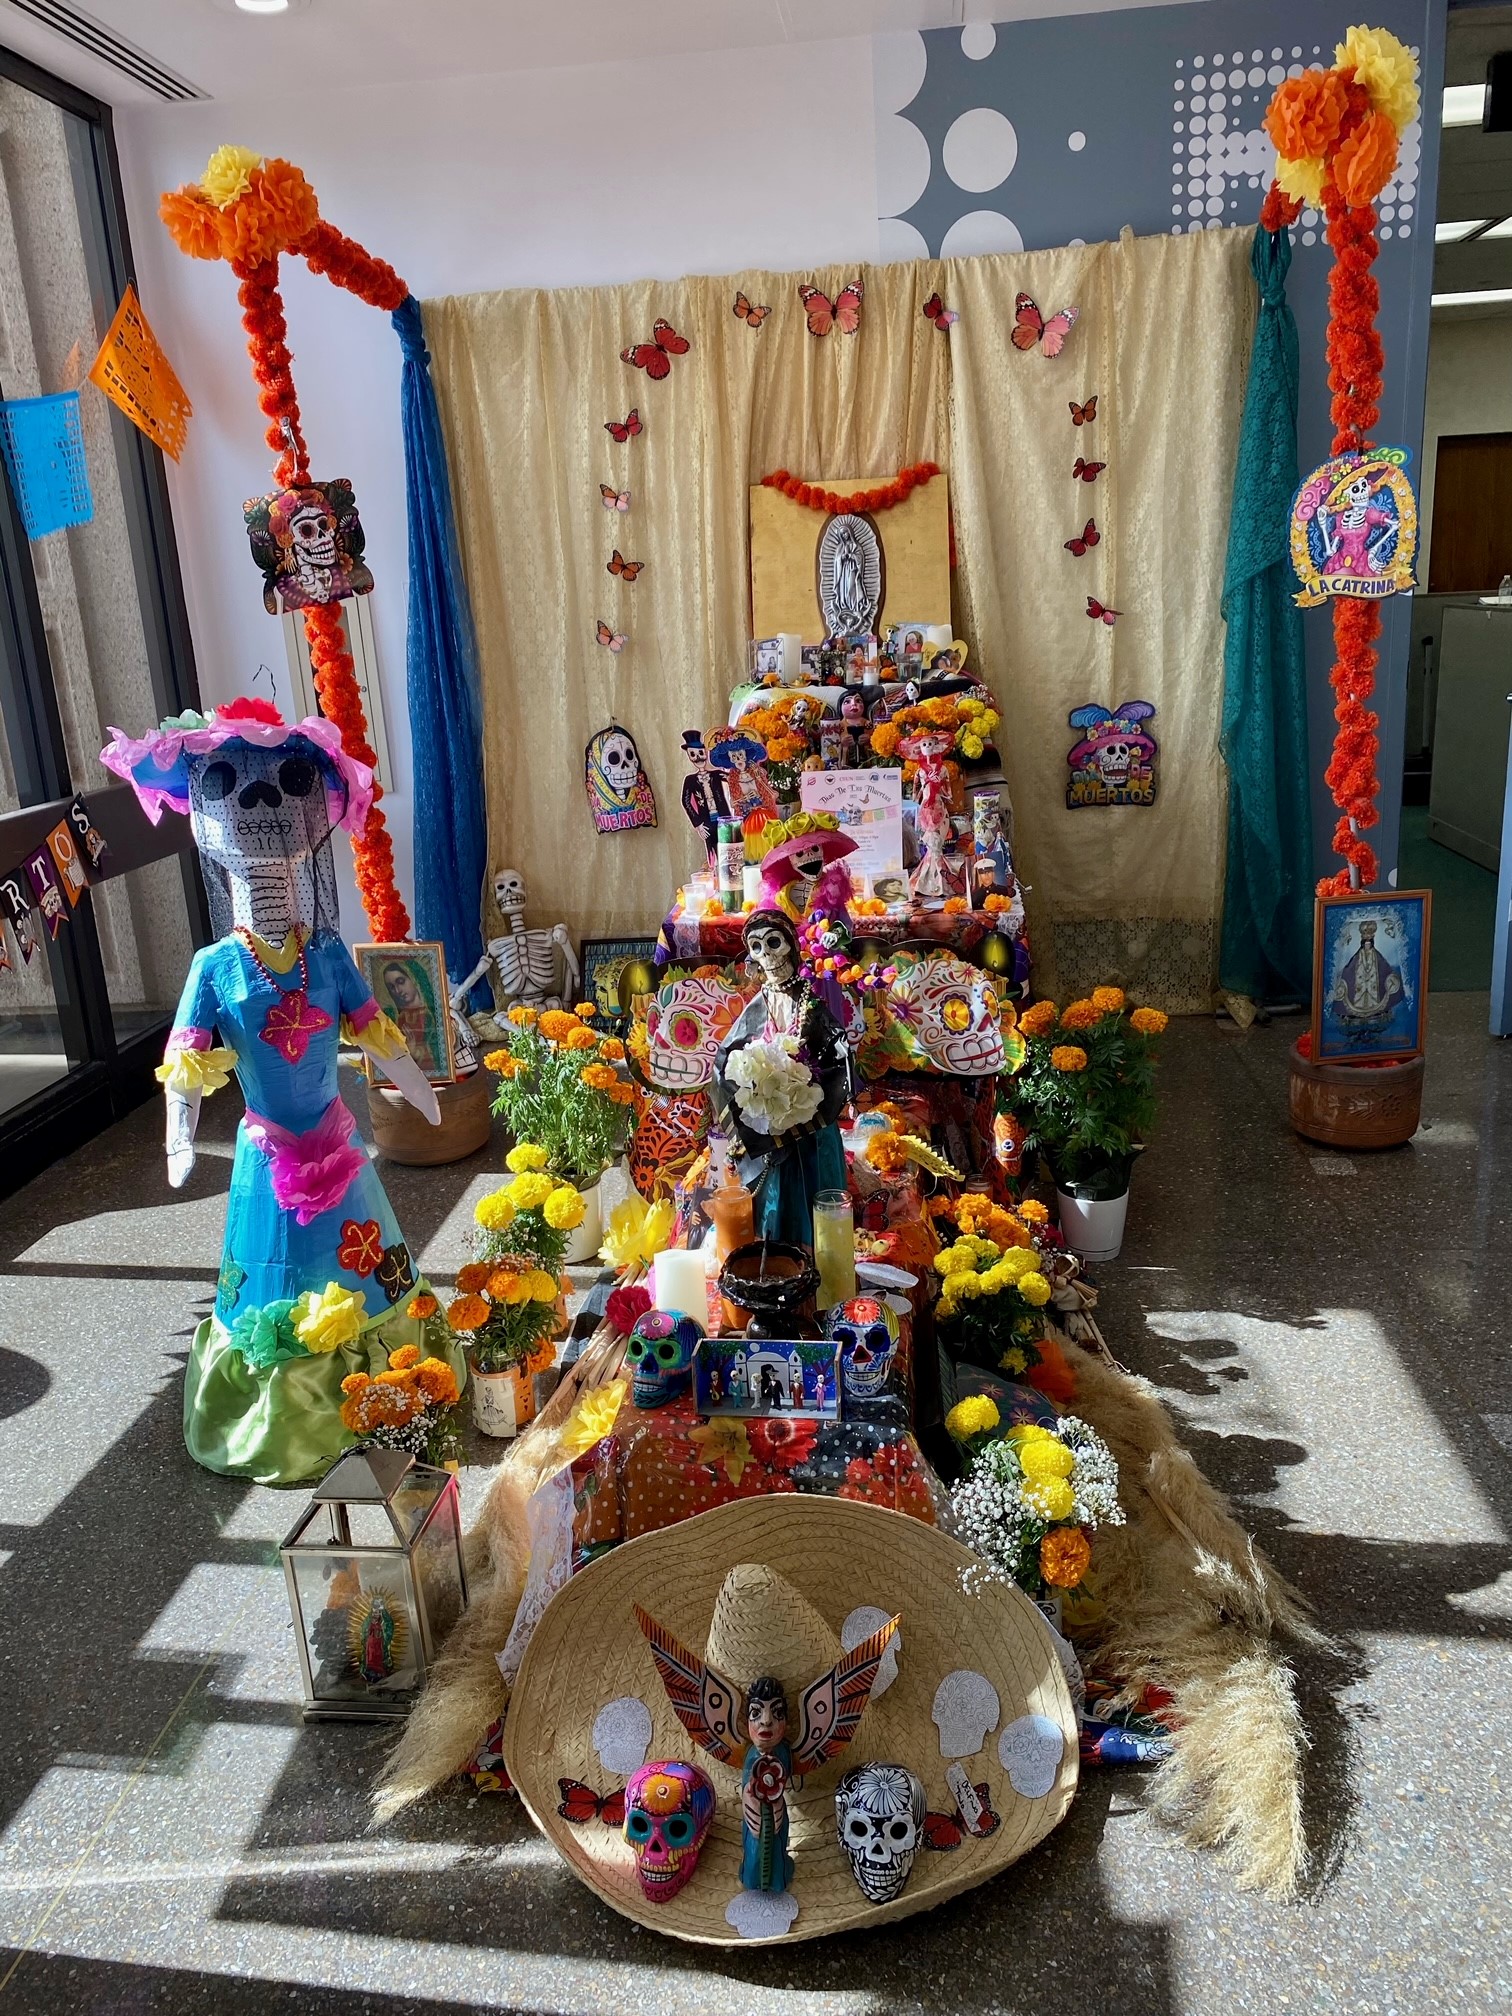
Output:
[0,0,1186,106]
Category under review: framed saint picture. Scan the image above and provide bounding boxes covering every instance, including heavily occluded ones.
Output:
[580,936,660,1026]
[1311,890,1432,1064]
[355,940,456,1084]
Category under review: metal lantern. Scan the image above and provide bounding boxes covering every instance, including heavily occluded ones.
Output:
[279,1447,467,1721]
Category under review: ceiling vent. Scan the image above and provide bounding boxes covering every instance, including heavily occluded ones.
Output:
[2,0,207,100]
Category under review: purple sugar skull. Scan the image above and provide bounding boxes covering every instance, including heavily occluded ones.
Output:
[625,1309,704,1408]
[623,1760,715,1901]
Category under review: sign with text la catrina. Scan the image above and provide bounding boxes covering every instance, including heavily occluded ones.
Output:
[1289,446,1418,608]
[244,477,374,616]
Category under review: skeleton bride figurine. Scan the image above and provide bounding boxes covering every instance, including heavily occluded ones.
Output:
[102,698,466,1485]
[449,866,580,1032]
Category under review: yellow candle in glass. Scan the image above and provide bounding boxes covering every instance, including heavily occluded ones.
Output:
[812,1189,856,1312]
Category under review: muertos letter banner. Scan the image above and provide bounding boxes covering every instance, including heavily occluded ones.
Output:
[0,793,108,971]
[0,868,37,965]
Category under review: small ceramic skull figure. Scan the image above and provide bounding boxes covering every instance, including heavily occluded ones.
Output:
[623,1761,715,1902]
[828,1295,901,1403]
[625,1309,704,1408]
[835,1763,926,1905]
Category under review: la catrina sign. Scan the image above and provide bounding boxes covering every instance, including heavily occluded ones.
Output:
[0,793,108,971]
[1290,447,1417,609]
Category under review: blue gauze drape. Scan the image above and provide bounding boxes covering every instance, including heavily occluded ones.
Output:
[1218,224,1314,1007]
[393,295,488,1006]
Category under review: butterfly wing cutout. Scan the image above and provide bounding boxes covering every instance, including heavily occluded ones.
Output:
[1011,292,1044,351]
[922,292,959,330]
[557,1779,625,1826]
[605,408,642,442]
[1070,394,1098,426]
[833,282,864,334]
[634,1602,745,1764]
[620,342,671,380]
[600,484,631,511]
[596,620,627,653]
[1072,459,1106,483]
[652,318,691,357]
[791,1612,899,1774]
[801,285,835,337]
[922,1811,965,1852]
[1085,599,1120,625]
[1064,518,1099,557]
[608,551,644,582]
[1039,307,1079,357]
[734,292,770,328]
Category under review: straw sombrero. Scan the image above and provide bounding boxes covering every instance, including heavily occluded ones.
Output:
[504,1496,1078,1945]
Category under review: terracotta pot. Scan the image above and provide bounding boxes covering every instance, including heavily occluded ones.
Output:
[370,1071,493,1166]
[1287,1041,1424,1149]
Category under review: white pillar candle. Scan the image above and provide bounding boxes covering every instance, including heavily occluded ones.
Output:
[924,624,954,651]
[742,864,762,908]
[653,1248,707,1317]
[779,633,804,676]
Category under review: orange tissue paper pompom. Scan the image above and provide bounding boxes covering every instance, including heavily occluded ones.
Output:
[160,187,224,260]
[253,158,320,244]
[1264,69,1351,160]
[1333,110,1399,209]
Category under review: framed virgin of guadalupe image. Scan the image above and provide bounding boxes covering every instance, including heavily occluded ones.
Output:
[1310,890,1432,1064]
[355,940,456,1084]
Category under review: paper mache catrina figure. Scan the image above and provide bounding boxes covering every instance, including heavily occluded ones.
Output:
[244,478,374,616]
[100,698,465,1486]
[634,1601,898,1894]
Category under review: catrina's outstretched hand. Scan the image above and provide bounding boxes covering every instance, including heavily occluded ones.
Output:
[166,1088,200,1188]
[382,1048,441,1125]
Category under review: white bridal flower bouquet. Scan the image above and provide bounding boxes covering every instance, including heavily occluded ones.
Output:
[723,1034,823,1136]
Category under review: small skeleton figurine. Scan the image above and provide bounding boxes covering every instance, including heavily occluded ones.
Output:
[450,867,580,1027]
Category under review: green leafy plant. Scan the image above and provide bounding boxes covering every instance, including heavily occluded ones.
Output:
[484,1008,632,1184]
[1010,988,1168,1199]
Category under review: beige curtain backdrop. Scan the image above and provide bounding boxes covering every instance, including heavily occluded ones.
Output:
[425,228,1253,1006]
[947,226,1254,1008]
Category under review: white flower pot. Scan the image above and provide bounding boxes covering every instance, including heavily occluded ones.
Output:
[471,1363,535,1439]
[560,1178,602,1266]
[1055,1187,1129,1263]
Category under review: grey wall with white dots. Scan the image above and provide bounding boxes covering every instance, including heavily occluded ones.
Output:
[874,0,1448,891]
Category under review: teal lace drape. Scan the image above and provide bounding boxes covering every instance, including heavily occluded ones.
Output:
[1218,225,1313,1006]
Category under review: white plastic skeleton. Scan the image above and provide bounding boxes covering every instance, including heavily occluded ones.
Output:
[451,867,580,1022]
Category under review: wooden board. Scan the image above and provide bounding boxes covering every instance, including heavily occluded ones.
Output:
[749,475,951,642]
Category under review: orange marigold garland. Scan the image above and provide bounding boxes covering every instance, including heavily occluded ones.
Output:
[759,461,940,516]
[160,148,410,938]
[1260,26,1419,895]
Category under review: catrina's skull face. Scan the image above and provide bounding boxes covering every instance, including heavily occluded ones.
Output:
[835,1763,925,1904]
[623,1762,715,1902]
[746,922,797,987]
[598,732,642,802]
[892,955,1003,1074]
[1096,741,1134,787]
[645,976,747,1090]
[288,501,338,570]
[828,1295,900,1401]
[624,1309,703,1407]
[189,742,332,868]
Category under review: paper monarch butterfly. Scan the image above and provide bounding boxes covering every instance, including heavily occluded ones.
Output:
[1071,457,1106,483]
[607,550,644,582]
[921,1786,1001,1850]
[922,290,959,331]
[1011,292,1078,357]
[620,319,691,378]
[800,280,863,337]
[1085,597,1120,626]
[599,484,631,512]
[1064,519,1099,558]
[605,408,642,442]
[1069,395,1098,426]
[557,1779,626,1826]
[595,620,627,653]
[733,291,770,328]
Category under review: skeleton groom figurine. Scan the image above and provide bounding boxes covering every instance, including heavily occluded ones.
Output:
[635,1600,898,1896]
[450,867,580,1031]
[715,910,850,1245]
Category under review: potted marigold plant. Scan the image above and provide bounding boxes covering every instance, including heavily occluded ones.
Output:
[448,1146,585,1437]
[1011,988,1168,1261]
[928,1194,1077,1403]
[484,1005,634,1261]
[338,1326,462,1467]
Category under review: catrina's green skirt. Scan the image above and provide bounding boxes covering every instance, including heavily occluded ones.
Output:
[182,1294,469,1487]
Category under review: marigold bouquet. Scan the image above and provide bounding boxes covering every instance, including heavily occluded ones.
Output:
[340,1329,461,1466]
[869,692,1000,766]
[949,1409,1123,1599]
[448,1146,583,1373]
[485,1006,632,1184]
[1012,987,1167,1200]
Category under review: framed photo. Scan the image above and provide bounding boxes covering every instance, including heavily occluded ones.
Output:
[693,1336,841,1423]
[1311,890,1432,1063]
[355,940,456,1084]
[580,936,660,1026]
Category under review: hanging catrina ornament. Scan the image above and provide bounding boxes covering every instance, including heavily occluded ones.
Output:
[585,724,658,834]
[244,477,374,615]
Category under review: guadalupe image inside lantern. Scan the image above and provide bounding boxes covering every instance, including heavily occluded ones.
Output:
[279,1448,467,1721]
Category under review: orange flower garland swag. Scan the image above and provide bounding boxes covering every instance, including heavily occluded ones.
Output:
[161,148,410,940]
[1261,28,1419,895]
[759,462,940,516]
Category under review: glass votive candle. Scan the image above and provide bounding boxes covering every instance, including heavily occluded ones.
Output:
[812,1189,856,1313]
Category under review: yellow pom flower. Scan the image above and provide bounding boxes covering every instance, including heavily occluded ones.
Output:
[1050,1046,1088,1073]
[1090,986,1125,1013]
[1336,23,1419,132]
[1019,1438,1075,1481]
[200,143,260,207]
[1130,1006,1169,1036]
[525,1268,560,1303]
[506,1142,549,1173]
[961,735,984,760]
[543,1184,586,1231]
[292,1281,367,1354]
[945,1395,1001,1441]
[474,1190,516,1233]
[507,1172,555,1211]
[1024,1476,1076,1521]
[1018,1198,1049,1225]
[1017,1270,1052,1307]
[1275,151,1325,209]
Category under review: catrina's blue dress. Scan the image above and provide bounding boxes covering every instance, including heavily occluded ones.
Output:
[741,1743,796,1892]
[166,927,465,1485]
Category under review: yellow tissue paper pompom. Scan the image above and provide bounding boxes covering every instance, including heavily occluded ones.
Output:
[292,1281,367,1354]
[543,1185,586,1231]
[1336,23,1419,132]
[506,1142,549,1173]
[559,1379,627,1460]
[201,144,261,207]
[1274,151,1325,209]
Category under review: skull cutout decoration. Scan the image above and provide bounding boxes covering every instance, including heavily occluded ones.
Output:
[644,976,751,1091]
[244,478,374,615]
[835,1762,926,1905]
[888,954,1005,1075]
[623,1760,715,1902]
[828,1295,901,1403]
[585,725,658,834]
[624,1308,704,1408]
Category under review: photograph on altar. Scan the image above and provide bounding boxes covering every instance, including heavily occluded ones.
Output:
[356,940,454,1083]
[1312,892,1431,1064]
[693,1335,841,1423]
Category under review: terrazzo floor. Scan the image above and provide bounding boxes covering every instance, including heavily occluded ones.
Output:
[0,996,1508,2014]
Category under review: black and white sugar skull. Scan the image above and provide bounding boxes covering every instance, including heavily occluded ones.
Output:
[492,867,526,921]
[599,731,642,804]
[835,1763,926,1904]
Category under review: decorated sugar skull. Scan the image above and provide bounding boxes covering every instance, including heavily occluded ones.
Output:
[644,975,749,1091]
[624,1308,704,1408]
[834,1762,925,1905]
[828,1295,900,1401]
[623,1760,715,1901]
[889,953,1004,1075]
[598,730,641,802]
